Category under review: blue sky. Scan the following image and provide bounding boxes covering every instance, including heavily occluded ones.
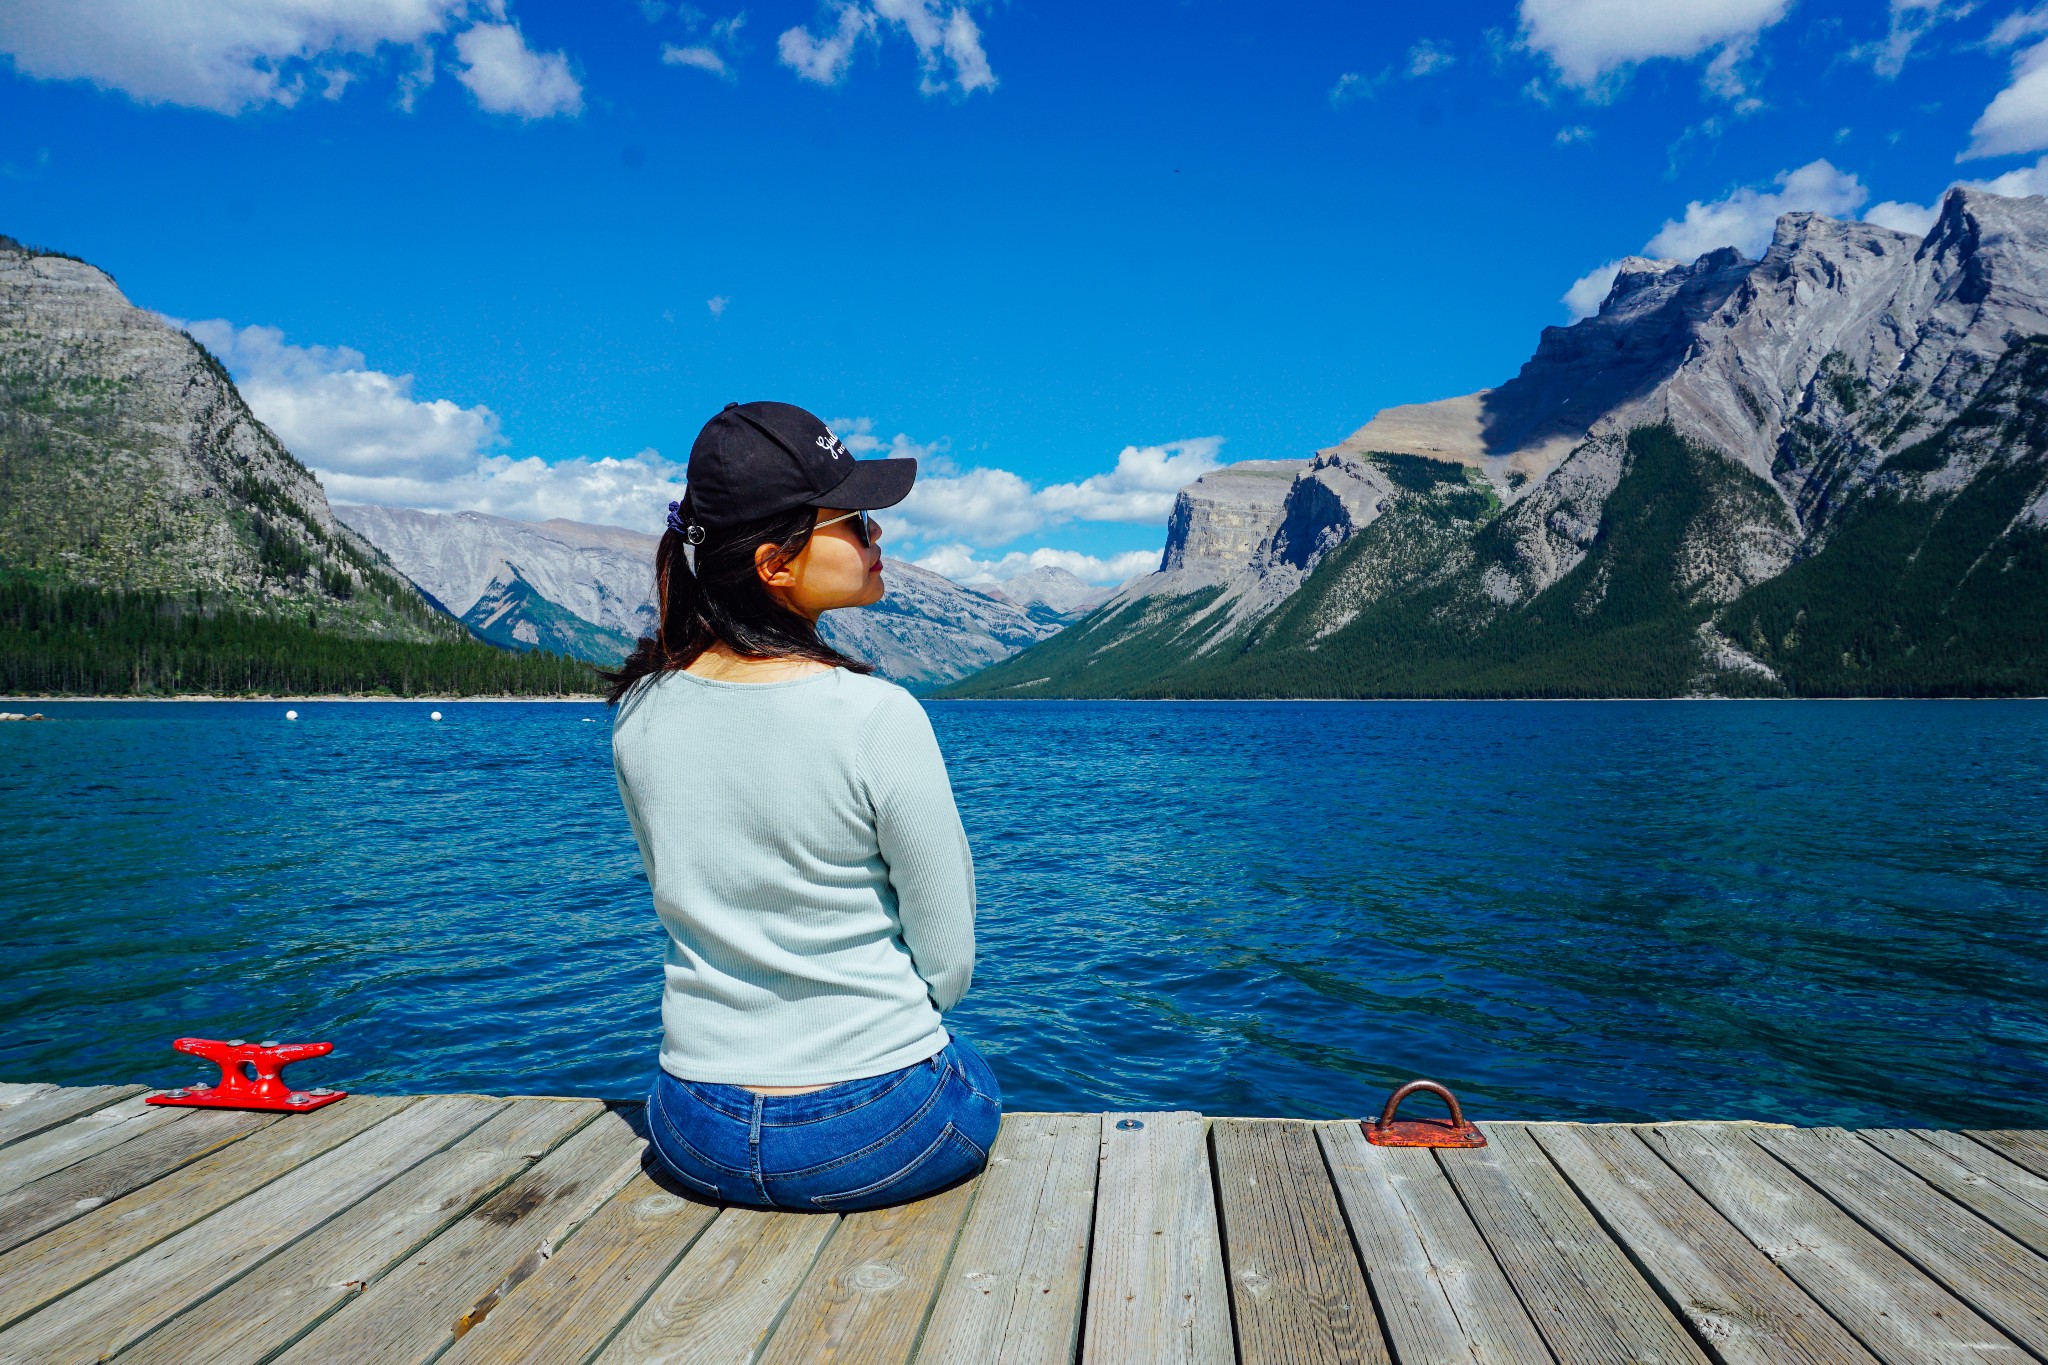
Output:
[3,0,2045,585]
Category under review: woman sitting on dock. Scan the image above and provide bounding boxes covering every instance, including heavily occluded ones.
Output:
[605,400,999,1212]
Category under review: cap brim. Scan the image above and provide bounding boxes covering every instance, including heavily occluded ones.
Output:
[809,457,917,510]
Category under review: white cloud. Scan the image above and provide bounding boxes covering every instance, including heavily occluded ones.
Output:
[1327,71,1385,107]
[1556,123,1593,143]
[1560,160,1870,320]
[1562,260,1625,319]
[892,465,1046,544]
[1407,40,1455,77]
[1518,0,1790,98]
[1700,41,1763,111]
[0,1,578,119]
[1036,438,1227,523]
[913,544,1159,587]
[661,11,744,80]
[184,319,501,482]
[1332,43,1448,107]
[179,320,1219,545]
[706,294,729,317]
[1968,153,2048,196]
[1965,35,2048,160]
[778,3,871,83]
[180,318,685,530]
[1988,7,2048,47]
[938,6,994,94]
[828,418,946,463]
[1643,158,1867,260]
[832,423,1226,549]
[452,21,581,118]
[778,0,994,94]
[333,448,692,529]
[0,0,470,113]
[1847,155,2048,241]
[1864,199,1941,234]
[663,44,730,78]
[1857,0,1972,79]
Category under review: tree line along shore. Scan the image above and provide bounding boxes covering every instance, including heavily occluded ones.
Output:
[0,572,600,699]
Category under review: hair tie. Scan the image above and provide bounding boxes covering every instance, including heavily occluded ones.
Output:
[666,500,706,544]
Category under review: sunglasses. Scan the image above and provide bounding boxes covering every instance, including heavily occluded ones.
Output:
[814,508,876,547]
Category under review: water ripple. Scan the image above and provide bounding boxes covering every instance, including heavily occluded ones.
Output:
[2,698,2045,1125]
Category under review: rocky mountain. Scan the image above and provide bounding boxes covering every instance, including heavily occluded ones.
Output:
[818,559,1058,688]
[977,565,1122,626]
[334,506,654,663]
[458,570,640,662]
[0,236,456,642]
[338,502,1059,687]
[944,187,2048,699]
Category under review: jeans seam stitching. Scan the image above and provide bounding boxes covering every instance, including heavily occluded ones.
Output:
[950,1050,1002,1105]
[748,1096,769,1203]
[674,1078,754,1121]
[651,1097,749,1179]
[777,1069,951,1180]
[808,1123,973,1207]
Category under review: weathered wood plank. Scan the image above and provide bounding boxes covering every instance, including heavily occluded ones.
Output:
[438,1167,718,1364]
[121,1098,599,1365]
[1445,1123,1708,1365]
[1208,1120,1385,1365]
[756,1177,978,1365]
[0,1094,504,1365]
[1315,1120,1533,1365]
[1532,1123,1878,1364]
[593,1206,840,1365]
[1753,1126,2048,1358]
[0,1085,55,1105]
[1966,1131,2048,1183]
[0,1108,277,1255]
[1641,1123,2016,1363]
[0,1093,188,1198]
[0,1084,146,1151]
[919,1112,1098,1365]
[0,1094,408,1329]
[270,1104,648,1365]
[1080,1111,1232,1365]
[1861,1129,2048,1258]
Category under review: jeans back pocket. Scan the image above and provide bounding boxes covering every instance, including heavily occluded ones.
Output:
[810,1123,988,1209]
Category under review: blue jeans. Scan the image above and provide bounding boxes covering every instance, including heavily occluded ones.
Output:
[645,1034,1003,1211]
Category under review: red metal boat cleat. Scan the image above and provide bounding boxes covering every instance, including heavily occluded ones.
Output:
[146,1037,347,1113]
[1362,1079,1486,1148]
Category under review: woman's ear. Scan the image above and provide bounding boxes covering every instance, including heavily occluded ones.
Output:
[754,541,799,588]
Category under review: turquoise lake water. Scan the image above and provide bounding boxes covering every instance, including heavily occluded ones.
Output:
[2,698,2045,1127]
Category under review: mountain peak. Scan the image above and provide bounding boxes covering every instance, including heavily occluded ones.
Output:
[981,565,1117,618]
[955,187,2048,701]
[0,237,454,642]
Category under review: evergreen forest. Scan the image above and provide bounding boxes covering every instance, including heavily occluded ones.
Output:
[0,571,599,697]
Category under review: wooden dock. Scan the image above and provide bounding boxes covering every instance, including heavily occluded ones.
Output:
[1,1084,2046,1362]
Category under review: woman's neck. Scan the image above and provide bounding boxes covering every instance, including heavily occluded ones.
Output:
[683,643,832,683]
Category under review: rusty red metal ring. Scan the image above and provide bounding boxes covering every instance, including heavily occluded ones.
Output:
[1362,1079,1487,1148]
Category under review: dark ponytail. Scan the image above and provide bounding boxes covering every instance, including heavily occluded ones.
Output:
[602,503,875,705]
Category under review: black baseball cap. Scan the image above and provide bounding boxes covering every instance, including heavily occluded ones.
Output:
[679,401,916,532]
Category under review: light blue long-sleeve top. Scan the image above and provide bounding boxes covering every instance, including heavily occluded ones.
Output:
[611,666,977,1086]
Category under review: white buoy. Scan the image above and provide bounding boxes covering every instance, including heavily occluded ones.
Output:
[430,711,443,721]
[285,710,298,721]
